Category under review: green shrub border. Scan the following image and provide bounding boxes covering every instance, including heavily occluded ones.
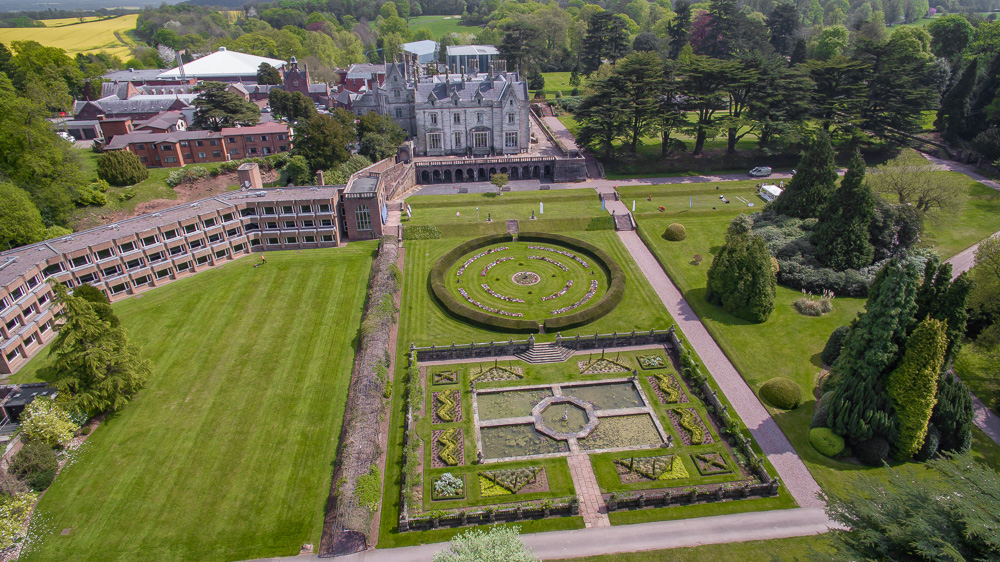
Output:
[428,232,625,332]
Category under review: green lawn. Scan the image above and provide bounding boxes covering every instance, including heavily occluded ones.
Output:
[69,151,235,230]
[955,342,999,413]
[542,72,576,96]
[405,189,606,227]
[397,230,673,347]
[920,179,1000,258]
[14,246,375,561]
[627,182,1000,498]
[555,114,778,179]
[564,533,835,561]
[408,14,474,38]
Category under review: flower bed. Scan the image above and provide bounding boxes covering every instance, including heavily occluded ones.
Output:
[668,408,713,446]
[614,455,689,483]
[637,355,667,370]
[528,245,590,268]
[647,374,688,404]
[432,428,464,467]
[433,370,459,385]
[478,466,546,496]
[542,280,573,301]
[480,256,514,277]
[577,357,631,374]
[481,284,525,303]
[458,288,524,317]
[527,255,569,271]
[470,365,524,383]
[432,472,466,500]
[691,452,732,476]
[551,280,598,315]
[457,246,508,276]
[433,390,462,424]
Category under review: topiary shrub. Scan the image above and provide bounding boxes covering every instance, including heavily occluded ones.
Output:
[663,223,686,241]
[811,391,834,428]
[759,377,802,410]
[97,150,149,186]
[914,422,940,462]
[855,436,890,466]
[809,427,845,457]
[821,325,851,366]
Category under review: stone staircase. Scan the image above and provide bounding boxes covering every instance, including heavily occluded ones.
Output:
[516,342,574,364]
[614,214,634,231]
[506,219,519,236]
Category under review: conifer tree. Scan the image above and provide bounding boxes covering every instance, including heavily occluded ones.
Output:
[888,317,947,460]
[49,284,151,415]
[914,258,973,363]
[931,372,974,454]
[813,150,876,270]
[935,61,977,144]
[769,132,838,219]
[705,215,776,323]
[827,259,920,443]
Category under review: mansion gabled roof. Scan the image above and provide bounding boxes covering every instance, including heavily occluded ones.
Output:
[416,73,526,104]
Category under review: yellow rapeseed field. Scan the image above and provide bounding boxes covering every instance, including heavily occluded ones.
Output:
[0,14,139,59]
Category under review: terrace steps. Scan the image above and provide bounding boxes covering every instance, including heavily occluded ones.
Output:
[613,214,634,231]
[516,342,573,364]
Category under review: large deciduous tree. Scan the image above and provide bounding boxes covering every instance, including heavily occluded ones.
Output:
[0,183,46,249]
[927,14,974,59]
[294,110,356,172]
[769,133,838,219]
[192,81,260,130]
[705,215,776,323]
[813,151,876,270]
[49,284,152,416]
[866,150,967,216]
[357,111,407,161]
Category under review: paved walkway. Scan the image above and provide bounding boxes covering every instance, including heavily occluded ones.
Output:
[610,225,825,509]
[567,454,610,528]
[249,507,832,562]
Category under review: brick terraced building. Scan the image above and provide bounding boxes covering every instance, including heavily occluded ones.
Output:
[104,122,291,167]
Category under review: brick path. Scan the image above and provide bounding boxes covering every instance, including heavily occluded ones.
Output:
[566,454,610,528]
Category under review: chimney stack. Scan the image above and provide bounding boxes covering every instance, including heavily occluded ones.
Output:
[316,169,325,186]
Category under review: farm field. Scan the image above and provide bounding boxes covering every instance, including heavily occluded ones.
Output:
[12,246,375,561]
[408,14,473,38]
[0,14,138,59]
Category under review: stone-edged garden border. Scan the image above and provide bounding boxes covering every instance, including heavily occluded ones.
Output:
[431,428,464,468]
[647,374,689,404]
[470,377,671,464]
[429,233,626,332]
[667,408,715,446]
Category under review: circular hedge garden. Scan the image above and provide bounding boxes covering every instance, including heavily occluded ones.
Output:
[430,233,626,332]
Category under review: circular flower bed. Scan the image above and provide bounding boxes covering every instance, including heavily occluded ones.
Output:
[430,233,626,332]
[511,271,541,285]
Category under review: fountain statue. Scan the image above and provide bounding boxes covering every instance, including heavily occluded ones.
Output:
[561,407,569,425]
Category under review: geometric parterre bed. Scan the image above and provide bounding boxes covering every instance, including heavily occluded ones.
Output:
[430,233,626,332]
[406,349,773,524]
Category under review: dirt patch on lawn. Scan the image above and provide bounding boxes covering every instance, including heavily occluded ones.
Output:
[131,169,280,217]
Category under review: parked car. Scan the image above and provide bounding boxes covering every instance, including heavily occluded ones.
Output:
[749,166,772,177]
[57,131,75,142]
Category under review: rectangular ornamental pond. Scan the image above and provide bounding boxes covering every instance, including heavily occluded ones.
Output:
[477,388,553,420]
[562,382,644,410]
[579,414,664,451]
[480,424,570,459]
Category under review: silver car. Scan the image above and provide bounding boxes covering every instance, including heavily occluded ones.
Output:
[749,166,772,177]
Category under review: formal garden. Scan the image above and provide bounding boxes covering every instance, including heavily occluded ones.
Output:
[396,344,783,531]
[432,233,625,332]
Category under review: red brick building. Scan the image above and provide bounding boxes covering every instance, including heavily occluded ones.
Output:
[104,122,291,168]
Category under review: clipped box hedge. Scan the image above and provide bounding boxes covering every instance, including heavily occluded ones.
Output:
[429,234,539,332]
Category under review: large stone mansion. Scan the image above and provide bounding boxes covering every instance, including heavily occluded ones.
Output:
[351,60,531,158]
